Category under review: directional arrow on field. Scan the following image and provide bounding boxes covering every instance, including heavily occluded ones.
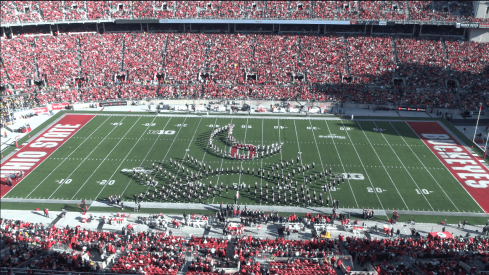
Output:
[383,190,387,192]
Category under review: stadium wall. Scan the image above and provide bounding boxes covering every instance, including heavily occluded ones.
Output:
[469,28,489,42]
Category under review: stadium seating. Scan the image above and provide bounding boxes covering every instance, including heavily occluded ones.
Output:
[79,33,124,87]
[395,38,448,90]
[2,37,37,89]
[1,1,485,24]
[2,32,487,108]
[35,36,80,88]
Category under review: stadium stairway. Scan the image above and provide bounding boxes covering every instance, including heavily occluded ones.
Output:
[225,237,235,259]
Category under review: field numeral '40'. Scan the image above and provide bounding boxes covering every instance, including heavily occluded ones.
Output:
[100,180,115,185]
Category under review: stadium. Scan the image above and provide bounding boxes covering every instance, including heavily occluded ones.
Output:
[1,1,489,274]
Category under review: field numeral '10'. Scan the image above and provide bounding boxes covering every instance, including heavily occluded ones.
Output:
[58,179,72,184]
[415,188,430,194]
[100,180,115,185]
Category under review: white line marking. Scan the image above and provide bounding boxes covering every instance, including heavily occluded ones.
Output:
[334,120,387,214]
[46,117,129,199]
[354,121,409,210]
[400,122,472,212]
[119,117,173,197]
[237,118,249,190]
[292,120,307,193]
[372,121,434,211]
[213,118,234,204]
[23,115,108,198]
[70,117,144,200]
[310,119,358,208]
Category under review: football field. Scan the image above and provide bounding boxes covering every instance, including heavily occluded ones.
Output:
[2,113,488,215]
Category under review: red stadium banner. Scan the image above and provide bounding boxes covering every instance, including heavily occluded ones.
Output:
[32,107,49,114]
[51,102,69,110]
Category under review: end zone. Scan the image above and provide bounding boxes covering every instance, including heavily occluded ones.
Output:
[1,114,95,197]
[408,121,489,213]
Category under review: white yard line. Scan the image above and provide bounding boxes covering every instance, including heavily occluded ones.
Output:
[399,122,467,212]
[119,117,173,197]
[292,120,308,208]
[24,115,111,198]
[354,121,409,210]
[213,118,234,204]
[277,119,285,188]
[196,117,218,203]
[236,118,249,195]
[372,121,434,211]
[140,117,197,200]
[47,116,129,199]
[292,120,306,184]
[335,120,387,214]
[70,116,145,200]
[309,119,358,208]
[260,119,264,192]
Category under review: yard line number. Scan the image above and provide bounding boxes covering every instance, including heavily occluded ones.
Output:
[98,180,115,185]
[415,188,433,194]
[367,187,387,193]
[56,179,72,184]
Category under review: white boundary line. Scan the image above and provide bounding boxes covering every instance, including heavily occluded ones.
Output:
[372,121,434,211]
[405,121,485,213]
[309,119,359,208]
[389,121,459,211]
[70,116,145,200]
[336,120,387,213]
[354,120,409,210]
[21,114,104,198]
[119,117,173,198]
[45,116,128,199]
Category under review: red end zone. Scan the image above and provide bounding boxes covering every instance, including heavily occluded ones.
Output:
[1,114,95,197]
[408,121,489,213]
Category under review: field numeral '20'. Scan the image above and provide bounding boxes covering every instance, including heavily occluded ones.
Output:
[100,180,115,185]
[367,187,384,193]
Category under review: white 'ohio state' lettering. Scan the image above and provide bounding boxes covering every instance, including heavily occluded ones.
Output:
[1,124,81,176]
[30,124,80,148]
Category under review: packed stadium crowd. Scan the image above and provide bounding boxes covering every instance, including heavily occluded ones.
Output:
[1,217,489,274]
[1,32,488,114]
[1,1,485,24]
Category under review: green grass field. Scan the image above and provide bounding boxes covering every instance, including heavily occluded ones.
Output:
[2,113,484,215]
